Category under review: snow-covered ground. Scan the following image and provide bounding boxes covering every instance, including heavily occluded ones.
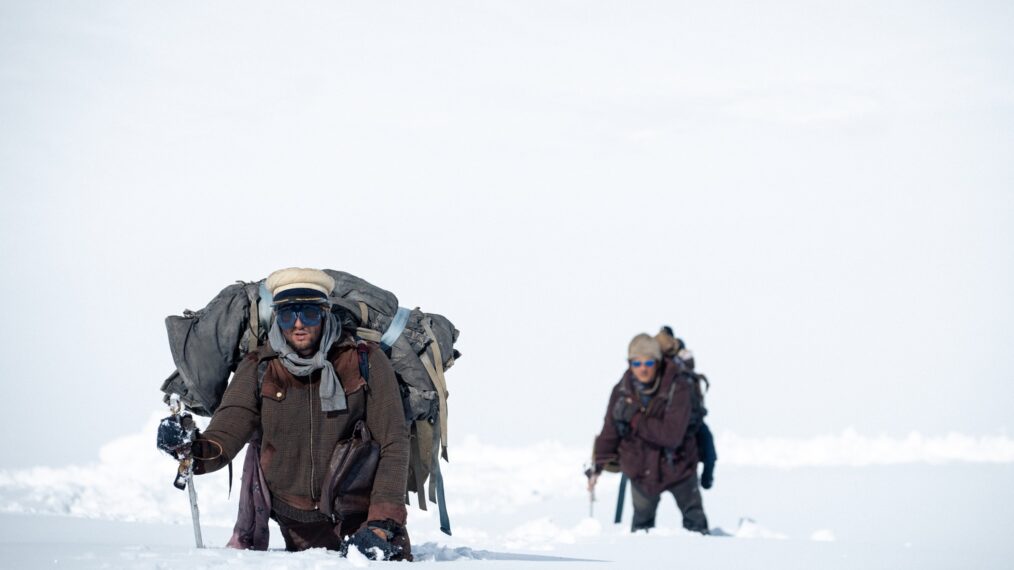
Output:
[3,2,1011,568]
[1,414,1012,568]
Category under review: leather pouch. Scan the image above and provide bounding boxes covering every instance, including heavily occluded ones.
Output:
[320,420,380,521]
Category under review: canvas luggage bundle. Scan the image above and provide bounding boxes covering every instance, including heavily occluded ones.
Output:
[160,269,459,534]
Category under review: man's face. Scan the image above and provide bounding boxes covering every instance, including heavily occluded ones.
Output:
[629,355,658,383]
[278,303,326,357]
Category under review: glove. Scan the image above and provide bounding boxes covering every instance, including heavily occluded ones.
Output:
[156,415,195,457]
[584,465,603,491]
[614,420,631,438]
[343,525,402,561]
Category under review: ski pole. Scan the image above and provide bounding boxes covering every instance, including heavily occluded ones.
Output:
[168,394,204,549]
[583,465,596,517]
[614,473,627,524]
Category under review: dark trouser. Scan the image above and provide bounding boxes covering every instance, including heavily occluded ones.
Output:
[272,510,413,561]
[630,473,709,534]
[273,511,344,552]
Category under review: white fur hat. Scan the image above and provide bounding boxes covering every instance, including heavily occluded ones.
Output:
[265,267,335,305]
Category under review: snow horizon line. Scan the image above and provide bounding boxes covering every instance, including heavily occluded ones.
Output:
[453,427,1014,468]
[7,412,1014,474]
[712,428,1014,467]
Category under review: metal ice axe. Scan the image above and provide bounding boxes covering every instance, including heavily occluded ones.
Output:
[167,394,204,548]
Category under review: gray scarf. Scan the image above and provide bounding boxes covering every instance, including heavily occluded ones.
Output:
[267,310,347,412]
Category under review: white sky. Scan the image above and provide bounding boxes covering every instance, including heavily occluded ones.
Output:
[1,1,1012,468]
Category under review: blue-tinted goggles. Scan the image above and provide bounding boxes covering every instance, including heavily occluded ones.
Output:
[630,359,657,368]
[276,304,326,329]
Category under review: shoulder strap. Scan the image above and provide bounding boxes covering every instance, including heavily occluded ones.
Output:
[256,360,270,389]
[356,339,371,382]
[663,377,678,410]
[244,282,261,340]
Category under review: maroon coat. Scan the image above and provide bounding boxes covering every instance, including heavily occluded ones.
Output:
[593,359,699,497]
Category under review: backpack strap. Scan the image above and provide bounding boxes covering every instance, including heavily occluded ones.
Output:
[239,282,264,355]
[408,422,429,512]
[353,327,382,343]
[696,372,710,393]
[428,415,451,535]
[255,360,270,389]
[356,339,371,382]
[419,317,450,455]
[245,284,260,340]
[416,317,452,535]
[664,377,678,410]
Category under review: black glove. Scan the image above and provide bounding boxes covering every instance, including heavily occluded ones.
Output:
[700,462,714,490]
[156,415,195,457]
[343,525,402,561]
[614,420,631,438]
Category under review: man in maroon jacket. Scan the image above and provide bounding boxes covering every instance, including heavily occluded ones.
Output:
[589,333,709,533]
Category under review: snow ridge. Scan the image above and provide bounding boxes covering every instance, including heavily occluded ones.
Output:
[1,413,1011,525]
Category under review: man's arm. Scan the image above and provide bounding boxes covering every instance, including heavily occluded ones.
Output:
[592,384,623,469]
[192,354,262,474]
[363,349,410,526]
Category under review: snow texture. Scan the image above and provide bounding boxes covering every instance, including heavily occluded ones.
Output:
[3,413,1012,524]
[1,414,1013,568]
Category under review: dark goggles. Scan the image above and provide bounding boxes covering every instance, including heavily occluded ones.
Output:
[276,304,326,329]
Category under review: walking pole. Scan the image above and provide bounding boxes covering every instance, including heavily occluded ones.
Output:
[613,473,627,524]
[167,394,205,548]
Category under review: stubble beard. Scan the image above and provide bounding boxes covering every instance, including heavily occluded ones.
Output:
[284,326,323,358]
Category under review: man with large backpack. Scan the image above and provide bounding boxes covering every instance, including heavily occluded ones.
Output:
[655,326,717,490]
[588,333,709,534]
[157,268,412,560]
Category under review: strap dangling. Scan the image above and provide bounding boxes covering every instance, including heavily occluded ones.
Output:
[357,341,370,381]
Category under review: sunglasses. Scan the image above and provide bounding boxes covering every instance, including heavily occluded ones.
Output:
[276,304,326,329]
[630,360,656,368]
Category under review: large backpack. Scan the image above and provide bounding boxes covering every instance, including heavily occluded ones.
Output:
[159,270,459,535]
[675,349,709,432]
